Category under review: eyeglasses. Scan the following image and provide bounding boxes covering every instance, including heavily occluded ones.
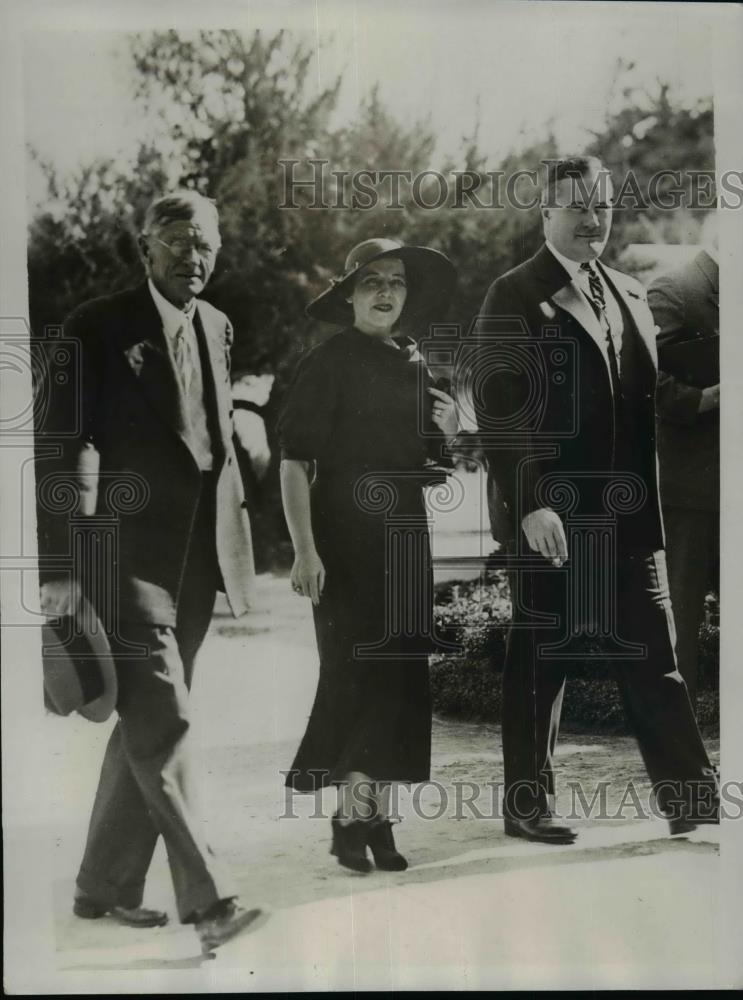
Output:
[153,236,219,258]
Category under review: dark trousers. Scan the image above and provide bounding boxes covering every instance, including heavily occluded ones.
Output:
[663,505,719,704]
[76,478,234,923]
[501,547,718,822]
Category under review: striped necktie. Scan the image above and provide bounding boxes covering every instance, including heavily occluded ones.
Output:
[580,262,621,376]
[581,261,606,314]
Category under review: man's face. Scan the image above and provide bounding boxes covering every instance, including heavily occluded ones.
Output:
[141,213,220,308]
[542,168,614,263]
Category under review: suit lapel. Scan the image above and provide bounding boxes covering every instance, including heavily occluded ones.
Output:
[551,282,611,375]
[117,284,210,462]
[118,284,191,437]
[530,245,614,384]
[598,263,657,372]
[194,303,232,458]
[114,285,234,468]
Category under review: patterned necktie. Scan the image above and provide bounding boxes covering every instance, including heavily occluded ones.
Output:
[581,261,606,314]
[580,262,621,378]
[173,322,194,394]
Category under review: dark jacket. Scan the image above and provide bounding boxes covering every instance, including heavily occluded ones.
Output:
[467,243,664,550]
[648,250,719,512]
[36,282,254,624]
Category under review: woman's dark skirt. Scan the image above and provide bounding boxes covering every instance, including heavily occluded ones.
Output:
[286,474,436,791]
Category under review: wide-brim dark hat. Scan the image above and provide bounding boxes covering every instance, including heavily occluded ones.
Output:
[306,238,456,330]
[42,595,117,723]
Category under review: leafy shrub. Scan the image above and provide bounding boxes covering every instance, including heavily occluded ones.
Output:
[431,572,719,734]
[698,622,719,691]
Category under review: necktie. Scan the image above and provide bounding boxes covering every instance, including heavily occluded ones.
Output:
[581,261,606,313]
[173,322,194,394]
[580,262,621,378]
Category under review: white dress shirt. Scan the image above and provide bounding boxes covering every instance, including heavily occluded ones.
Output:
[148,278,199,389]
[147,279,213,470]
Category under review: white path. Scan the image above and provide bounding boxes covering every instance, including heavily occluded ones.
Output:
[13,479,741,992]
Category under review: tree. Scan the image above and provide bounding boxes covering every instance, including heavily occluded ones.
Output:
[584,62,715,266]
[28,31,342,366]
[27,30,344,569]
[26,146,167,336]
[27,37,715,568]
[128,29,343,374]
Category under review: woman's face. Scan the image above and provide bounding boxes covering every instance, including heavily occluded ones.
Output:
[348,258,407,336]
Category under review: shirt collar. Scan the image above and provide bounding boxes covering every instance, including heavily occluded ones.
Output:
[147,278,196,339]
[545,241,598,282]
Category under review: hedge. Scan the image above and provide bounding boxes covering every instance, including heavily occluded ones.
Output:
[431,571,719,734]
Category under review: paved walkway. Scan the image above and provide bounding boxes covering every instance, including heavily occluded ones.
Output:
[19,475,733,989]
[35,565,737,990]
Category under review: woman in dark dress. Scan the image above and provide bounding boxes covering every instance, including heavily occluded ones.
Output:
[279,238,457,873]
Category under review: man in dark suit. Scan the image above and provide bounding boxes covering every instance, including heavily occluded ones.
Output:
[469,156,718,844]
[37,191,264,954]
[648,227,719,705]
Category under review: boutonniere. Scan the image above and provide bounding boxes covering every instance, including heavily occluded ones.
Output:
[539,300,556,320]
[124,341,147,376]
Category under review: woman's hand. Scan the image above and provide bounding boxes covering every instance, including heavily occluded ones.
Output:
[291,549,326,605]
[281,459,325,605]
[428,387,458,440]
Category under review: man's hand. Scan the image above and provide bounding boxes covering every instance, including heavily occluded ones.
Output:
[698,383,720,413]
[40,579,83,618]
[521,508,567,566]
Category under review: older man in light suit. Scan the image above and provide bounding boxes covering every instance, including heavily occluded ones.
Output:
[470,156,719,844]
[37,191,264,954]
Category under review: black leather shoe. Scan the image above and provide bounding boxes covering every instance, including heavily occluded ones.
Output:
[73,897,169,927]
[330,814,373,873]
[668,817,698,836]
[366,819,408,871]
[195,901,267,956]
[504,816,578,844]
[669,813,719,836]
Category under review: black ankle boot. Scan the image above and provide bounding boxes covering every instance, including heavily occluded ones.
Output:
[366,819,408,871]
[330,814,373,873]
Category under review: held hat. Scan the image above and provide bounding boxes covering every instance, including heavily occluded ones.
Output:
[306,238,456,329]
[42,595,117,723]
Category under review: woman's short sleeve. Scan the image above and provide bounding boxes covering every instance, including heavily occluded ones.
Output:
[278,346,338,462]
